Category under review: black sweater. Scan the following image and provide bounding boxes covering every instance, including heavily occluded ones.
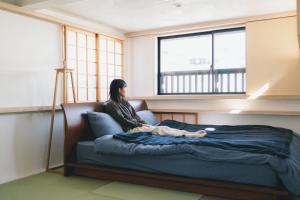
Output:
[105,99,146,131]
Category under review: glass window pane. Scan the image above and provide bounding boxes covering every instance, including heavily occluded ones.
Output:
[87,36,96,49]
[78,33,86,47]
[107,40,114,52]
[115,42,122,54]
[214,30,245,69]
[160,34,212,72]
[159,28,245,94]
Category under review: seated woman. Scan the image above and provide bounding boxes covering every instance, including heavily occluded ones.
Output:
[105,79,206,137]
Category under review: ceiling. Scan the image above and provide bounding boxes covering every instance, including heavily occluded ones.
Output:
[3,0,297,32]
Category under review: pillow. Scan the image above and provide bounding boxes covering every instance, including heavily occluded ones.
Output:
[137,110,160,126]
[87,112,124,138]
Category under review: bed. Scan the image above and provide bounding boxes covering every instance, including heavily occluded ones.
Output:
[62,100,299,200]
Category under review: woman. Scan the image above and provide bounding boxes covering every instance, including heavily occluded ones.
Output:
[105,79,148,131]
[106,79,206,137]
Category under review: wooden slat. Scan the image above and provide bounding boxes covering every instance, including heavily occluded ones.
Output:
[161,113,173,120]
[154,113,162,121]
[184,114,197,124]
[172,114,184,122]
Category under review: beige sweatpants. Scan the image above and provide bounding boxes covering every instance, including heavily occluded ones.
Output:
[128,125,207,138]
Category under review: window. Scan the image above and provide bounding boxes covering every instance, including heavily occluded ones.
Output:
[158,28,246,95]
[65,27,123,102]
[99,36,123,101]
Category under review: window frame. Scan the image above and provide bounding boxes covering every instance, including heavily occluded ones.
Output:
[64,26,124,102]
[157,27,246,95]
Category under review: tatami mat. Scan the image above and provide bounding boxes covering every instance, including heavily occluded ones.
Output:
[93,182,202,200]
[0,172,231,200]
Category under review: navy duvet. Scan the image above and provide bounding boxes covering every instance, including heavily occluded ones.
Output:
[114,120,292,158]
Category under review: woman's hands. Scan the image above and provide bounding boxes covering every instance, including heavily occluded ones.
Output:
[142,124,151,128]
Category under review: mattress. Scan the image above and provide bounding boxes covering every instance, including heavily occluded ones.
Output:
[76,141,280,187]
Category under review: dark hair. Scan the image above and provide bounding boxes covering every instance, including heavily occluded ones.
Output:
[109,79,127,102]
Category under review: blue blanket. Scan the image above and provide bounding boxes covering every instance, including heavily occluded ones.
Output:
[113,120,293,158]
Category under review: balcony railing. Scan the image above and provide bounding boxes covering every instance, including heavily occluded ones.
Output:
[159,68,246,94]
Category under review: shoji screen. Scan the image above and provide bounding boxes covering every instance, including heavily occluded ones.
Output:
[65,27,97,102]
[99,35,123,101]
[65,27,123,102]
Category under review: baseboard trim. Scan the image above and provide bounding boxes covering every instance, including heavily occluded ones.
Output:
[0,168,45,185]
[0,163,64,184]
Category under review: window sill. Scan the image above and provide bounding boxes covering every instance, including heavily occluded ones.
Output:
[128,94,300,101]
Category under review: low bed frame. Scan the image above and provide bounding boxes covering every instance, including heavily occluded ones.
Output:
[61,100,288,200]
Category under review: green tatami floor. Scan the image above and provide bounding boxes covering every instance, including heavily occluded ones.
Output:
[0,171,230,200]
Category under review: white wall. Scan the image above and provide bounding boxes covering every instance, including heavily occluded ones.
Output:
[0,9,124,184]
[0,112,64,184]
[0,10,64,184]
[125,32,300,134]
[0,10,63,107]
[124,35,156,96]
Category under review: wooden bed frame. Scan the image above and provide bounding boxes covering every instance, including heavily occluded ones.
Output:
[61,100,289,200]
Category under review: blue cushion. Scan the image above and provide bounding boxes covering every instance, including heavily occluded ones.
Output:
[87,112,124,138]
[137,110,160,126]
